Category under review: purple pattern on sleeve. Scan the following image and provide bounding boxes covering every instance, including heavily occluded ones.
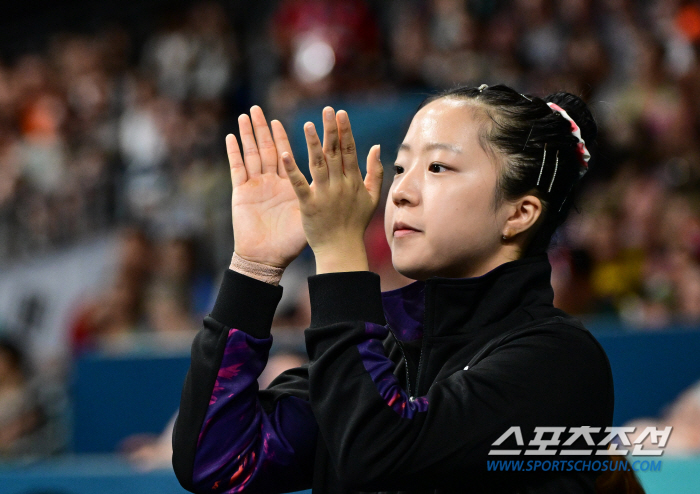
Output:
[381,280,425,341]
[356,322,429,419]
[193,328,316,492]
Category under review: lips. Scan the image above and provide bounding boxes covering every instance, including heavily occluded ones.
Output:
[393,221,421,236]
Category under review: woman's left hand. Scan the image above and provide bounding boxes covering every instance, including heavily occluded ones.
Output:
[282,106,384,274]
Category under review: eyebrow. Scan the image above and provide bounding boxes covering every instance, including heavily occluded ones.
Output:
[398,142,463,153]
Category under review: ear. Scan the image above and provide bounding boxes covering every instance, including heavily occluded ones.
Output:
[503,194,543,238]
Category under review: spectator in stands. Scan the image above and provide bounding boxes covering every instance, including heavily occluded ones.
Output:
[1,0,700,329]
[625,378,700,455]
[266,0,382,115]
[121,413,178,472]
[0,337,45,458]
[70,227,152,354]
[143,280,197,352]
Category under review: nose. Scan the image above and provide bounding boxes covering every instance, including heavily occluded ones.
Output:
[391,161,421,207]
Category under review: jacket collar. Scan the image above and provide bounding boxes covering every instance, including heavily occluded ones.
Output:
[380,253,555,340]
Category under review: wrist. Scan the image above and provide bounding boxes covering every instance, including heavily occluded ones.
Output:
[313,241,369,274]
[230,251,285,286]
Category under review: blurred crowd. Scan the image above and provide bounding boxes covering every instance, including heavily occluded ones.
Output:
[2,0,700,460]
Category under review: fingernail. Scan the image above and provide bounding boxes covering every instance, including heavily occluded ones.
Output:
[377,144,381,160]
[324,107,334,120]
[337,111,348,123]
[282,152,291,165]
[306,123,316,135]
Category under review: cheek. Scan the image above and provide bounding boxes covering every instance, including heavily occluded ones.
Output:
[384,200,394,244]
[423,186,466,223]
[424,186,494,241]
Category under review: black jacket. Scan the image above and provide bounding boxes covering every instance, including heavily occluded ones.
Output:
[172,252,614,493]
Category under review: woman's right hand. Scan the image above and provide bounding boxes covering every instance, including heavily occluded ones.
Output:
[227,106,307,269]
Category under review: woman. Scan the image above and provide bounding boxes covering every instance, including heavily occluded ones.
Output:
[172,84,621,493]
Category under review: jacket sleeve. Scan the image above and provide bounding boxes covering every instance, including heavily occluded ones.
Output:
[172,269,317,494]
[304,271,612,492]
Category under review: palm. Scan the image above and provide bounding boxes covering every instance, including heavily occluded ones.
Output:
[226,107,308,269]
[232,174,305,267]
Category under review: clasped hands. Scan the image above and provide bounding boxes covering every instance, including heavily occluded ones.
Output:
[227,105,383,275]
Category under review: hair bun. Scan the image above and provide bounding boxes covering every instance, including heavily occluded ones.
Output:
[544,92,597,151]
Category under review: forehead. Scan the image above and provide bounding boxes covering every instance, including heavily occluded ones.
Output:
[402,97,486,150]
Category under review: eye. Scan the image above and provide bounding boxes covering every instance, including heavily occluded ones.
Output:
[393,164,404,175]
[429,162,449,173]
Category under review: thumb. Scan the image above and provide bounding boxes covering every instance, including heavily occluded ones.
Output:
[364,144,384,207]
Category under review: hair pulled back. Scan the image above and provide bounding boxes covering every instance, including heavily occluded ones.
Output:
[418,84,597,257]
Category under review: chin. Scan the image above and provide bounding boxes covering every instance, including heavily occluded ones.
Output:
[392,256,432,282]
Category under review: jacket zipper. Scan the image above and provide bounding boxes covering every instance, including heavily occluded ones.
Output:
[386,324,415,398]
[414,283,432,399]
[414,341,425,399]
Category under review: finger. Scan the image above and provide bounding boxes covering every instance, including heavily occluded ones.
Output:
[336,110,362,183]
[322,106,342,182]
[364,144,384,207]
[281,151,311,201]
[238,114,262,177]
[270,119,291,178]
[250,106,278,175]
[304,122,328,186]
[226,133,247,189]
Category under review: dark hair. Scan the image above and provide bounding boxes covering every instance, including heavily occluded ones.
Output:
[418,84,597,257]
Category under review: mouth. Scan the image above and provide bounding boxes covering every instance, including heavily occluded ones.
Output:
[393,222,421,238]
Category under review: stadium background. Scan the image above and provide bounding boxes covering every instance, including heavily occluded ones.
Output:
[0,0,698,492]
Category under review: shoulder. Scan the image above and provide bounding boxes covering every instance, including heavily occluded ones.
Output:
[469,314,614,424]
[534,312,611,367]
[512,307,610,362]
[474,311,613,391]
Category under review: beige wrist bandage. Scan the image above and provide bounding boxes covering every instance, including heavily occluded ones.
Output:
[229,252,284,286]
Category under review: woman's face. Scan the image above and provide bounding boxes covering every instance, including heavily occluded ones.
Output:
[384,97,513,280]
